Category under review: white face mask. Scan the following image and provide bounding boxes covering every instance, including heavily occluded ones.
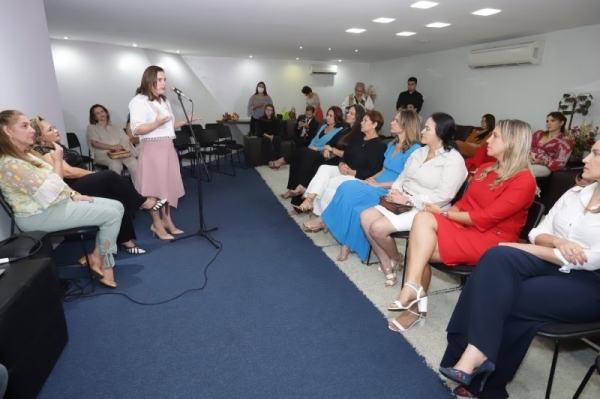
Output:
[257,87,265,93]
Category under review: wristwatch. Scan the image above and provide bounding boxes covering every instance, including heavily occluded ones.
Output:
[441,210,448,218]
[69,191,80,200]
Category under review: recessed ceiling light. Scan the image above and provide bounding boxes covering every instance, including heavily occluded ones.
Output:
[411,1,438,9]
[249,55,253,58]
[62,36,69,40]
[299,46,303,49]
[355,49,359,52]
[338,59,342,62]
[328,48,332,51]
[176,50,180,54]
[426,22,450,28]
[132,43,138,47]
[373,17,395,24]
[472,8,501,16]
[346,28,366,34]
[396,31,416,36]
[296,57,300,60]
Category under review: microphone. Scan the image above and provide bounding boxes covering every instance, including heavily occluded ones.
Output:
[171,86,192,101]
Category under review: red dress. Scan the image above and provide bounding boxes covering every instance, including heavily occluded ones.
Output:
[435,163,537,265]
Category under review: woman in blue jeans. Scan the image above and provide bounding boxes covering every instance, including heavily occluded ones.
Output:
[438,140,600,398]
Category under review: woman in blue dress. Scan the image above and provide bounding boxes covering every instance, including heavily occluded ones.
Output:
[320,110,421,262]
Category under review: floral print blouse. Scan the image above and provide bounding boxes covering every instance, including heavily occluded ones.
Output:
[531,130,574,172]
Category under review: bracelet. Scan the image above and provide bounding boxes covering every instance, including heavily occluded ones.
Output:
[69,191,80,200]
[441,210,448,218]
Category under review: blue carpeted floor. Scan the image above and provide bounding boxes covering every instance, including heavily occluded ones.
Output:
[39,165,452,398]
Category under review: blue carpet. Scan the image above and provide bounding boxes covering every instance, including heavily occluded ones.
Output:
[39,166,452,398]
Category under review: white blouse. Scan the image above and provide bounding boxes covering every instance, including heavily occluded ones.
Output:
[128,94,175,141]
[391,146,467,209]
[529,182,600,272]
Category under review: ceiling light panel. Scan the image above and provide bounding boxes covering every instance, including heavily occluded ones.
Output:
[426,22,450,28]
[472,8,501,16]
[411,1,438,9]
[373,18,395,23]
[396,31,416,36]
[346,28,366,34]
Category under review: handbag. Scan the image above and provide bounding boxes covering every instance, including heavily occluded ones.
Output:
[378,196,413,215]
[107,149,131,159]
[280,108,290,121]
[289,106,296,120]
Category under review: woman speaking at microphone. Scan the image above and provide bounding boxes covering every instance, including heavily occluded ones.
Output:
[129,65,199,240]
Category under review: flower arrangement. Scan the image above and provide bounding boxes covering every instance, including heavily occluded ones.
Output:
[221,112,239,122]
[366,85,377,103]
[567,119,598,156]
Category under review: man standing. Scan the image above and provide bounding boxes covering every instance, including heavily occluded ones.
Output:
[293,106,320,148]
[396,77,424,113]
[342,82,374,112]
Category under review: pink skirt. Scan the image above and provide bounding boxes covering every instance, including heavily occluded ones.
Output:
[135,138,185,208]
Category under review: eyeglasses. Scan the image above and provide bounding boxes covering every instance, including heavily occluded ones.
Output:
[46,126,57,133]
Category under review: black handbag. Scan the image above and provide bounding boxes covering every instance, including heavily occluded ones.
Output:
[378,196,413,215]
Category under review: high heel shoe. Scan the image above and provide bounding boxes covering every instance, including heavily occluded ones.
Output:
[78,255,104,279]
[302,221,326,233]
[96,276,118,288]
[166,227,184,235]
[120,244,147,254]
[150,225,174,240]
[383,265,397,288]
[439,359,496,392]
[292,197,314,213]
[141,198,167,212]
[388,282,428,312]
[452,386,478,398]
[387,309,426,332]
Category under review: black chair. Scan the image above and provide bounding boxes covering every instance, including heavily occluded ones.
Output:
[173,129,192,170]
[365,179,470,266]
[425,200,545,293]
[0,192,100,280]
[66,132,94,170]
[573,353,600,399]
[205,123,245,168]
[199,128,234,177]
[536,321,600,399]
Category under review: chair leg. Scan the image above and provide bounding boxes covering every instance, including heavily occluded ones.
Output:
[400,239,409,286]
[572,363,596,399]
[545,340,560,399]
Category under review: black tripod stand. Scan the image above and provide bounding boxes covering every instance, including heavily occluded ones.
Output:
[171,92,219,248]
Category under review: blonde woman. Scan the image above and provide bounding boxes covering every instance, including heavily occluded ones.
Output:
[388,119,537,332]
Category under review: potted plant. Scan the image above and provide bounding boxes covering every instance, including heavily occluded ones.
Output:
[558,92,593,131]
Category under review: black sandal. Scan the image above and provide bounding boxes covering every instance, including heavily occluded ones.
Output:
[142,198,167,212]
[120,245,147,254]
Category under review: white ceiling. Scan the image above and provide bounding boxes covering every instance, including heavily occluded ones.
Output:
[44,0,600,62]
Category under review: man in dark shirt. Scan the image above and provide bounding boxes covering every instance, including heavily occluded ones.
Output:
[396,77,424,113]
[293,106,320,148]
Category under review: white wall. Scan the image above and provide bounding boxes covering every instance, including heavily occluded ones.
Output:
[0,0,65,240]
[371,24,600,133]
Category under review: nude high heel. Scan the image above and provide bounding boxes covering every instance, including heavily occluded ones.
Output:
[150,225,174,240]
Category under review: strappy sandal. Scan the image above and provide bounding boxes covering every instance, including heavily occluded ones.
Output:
[142,198,167,212]
[293,197,314,213]
[387,309,426,332]
[120,244,147,254]
[388,282,428,312]
[268,161,280,169]
[383,265,397,287]
[302,221,325,233]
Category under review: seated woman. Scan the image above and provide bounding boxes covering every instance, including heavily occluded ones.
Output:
[86,104,138,182]
[465,142,495,175]
[456,114,495,158]
[439,141,600,399]
[31,116,166,254]
[530,111,573,177]
[257,104,281,165]
[271,106,349,202]
[319,110,421,262]
[359,113,467,287]
[0,110,124,288]
[388,119,537,332]
[295,110,387,225]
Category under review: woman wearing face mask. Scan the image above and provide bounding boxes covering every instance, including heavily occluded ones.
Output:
[247,81,273,136]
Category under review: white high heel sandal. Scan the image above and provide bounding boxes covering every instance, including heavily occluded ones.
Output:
[387,282,428,313]
[388,309,426,333]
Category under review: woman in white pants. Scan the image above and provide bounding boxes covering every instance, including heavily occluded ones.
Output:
[295,111,387,231]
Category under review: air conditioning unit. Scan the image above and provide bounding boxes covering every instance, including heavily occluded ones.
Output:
[468,41,545,68]
[309,64,338,75]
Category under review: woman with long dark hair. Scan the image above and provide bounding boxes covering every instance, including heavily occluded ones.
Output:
[247,81,273,135]
[256,104,281,164]
[456,114,495,158]
[530,111,573,177]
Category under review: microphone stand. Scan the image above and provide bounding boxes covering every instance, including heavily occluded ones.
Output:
[171,92,219,248]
